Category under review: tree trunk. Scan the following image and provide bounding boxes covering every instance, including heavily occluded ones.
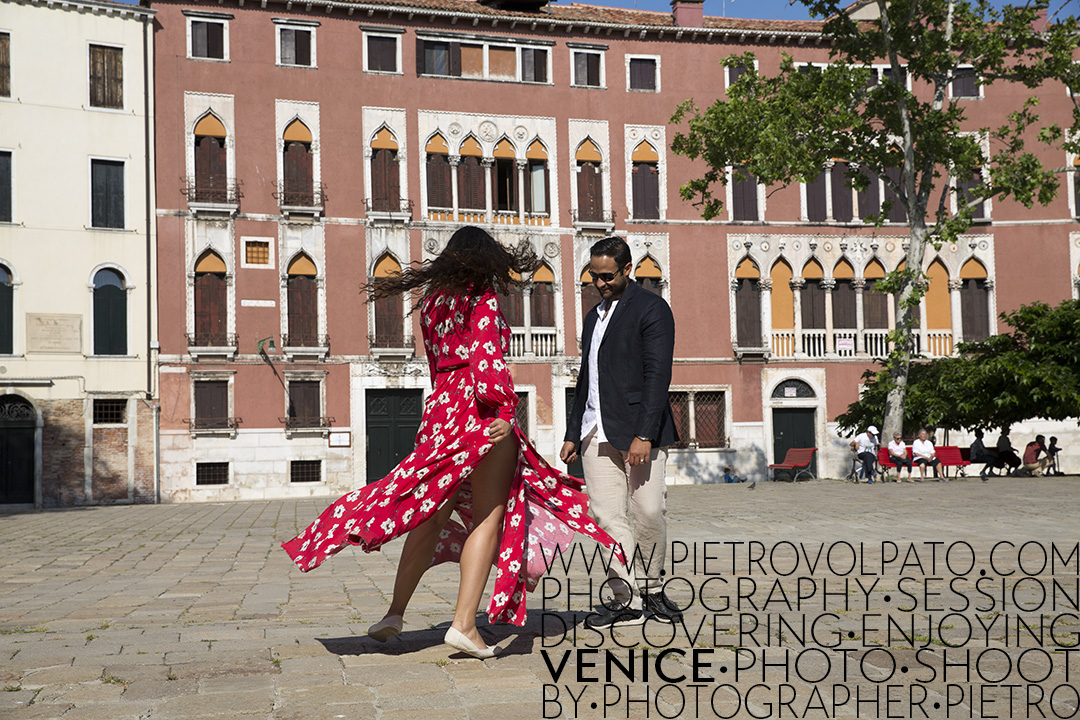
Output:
[882,222,929,440]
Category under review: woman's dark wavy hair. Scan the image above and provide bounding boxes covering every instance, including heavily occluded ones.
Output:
[362,225,541,304]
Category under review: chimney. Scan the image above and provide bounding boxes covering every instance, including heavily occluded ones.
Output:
[1033,7,1048,32]
[672,0,704,28]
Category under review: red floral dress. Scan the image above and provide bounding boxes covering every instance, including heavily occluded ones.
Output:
[282,289,624,626]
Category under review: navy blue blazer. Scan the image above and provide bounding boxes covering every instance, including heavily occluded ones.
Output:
[565,280,678,452]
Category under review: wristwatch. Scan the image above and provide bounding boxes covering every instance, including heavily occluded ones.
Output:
[635,435,652,442]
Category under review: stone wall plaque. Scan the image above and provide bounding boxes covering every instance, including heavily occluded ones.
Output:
[27,314,82,354]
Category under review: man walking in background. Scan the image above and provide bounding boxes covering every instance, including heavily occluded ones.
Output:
[560,236,680,628]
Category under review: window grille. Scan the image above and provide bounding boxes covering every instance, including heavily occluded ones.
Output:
[196,462,229,485]
[245,241,270,265]
[669,390,726,449]
[93,399,127,425]
[291,460,321,483]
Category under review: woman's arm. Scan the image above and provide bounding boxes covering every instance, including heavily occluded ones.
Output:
[468,294,518,425]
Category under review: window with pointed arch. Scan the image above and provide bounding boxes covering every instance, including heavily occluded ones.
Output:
[457,136,485,212]
[531,264,555,327]
[580,266,601,325]
[493,139,517,213]
[959,258,991,343]
[193,250,228,347]
[282,119,314,206]
[193,113,228,203]
[425,133,452,211]
[833,259,857,329]
[524,140,550,218]
[0,264,12,355]
[286,254,318,347]
[733,258,761,347]
[863,260,889,329]
[631,141,659,220]
[576,139,604,222]
[497,270,525,327]
[635,256,663,295]
[93,268,126,356]
[370,128,400,212]
[801,259,826,330]
[371,254,405,348]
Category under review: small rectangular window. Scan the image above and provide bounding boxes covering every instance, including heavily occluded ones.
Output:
[727,62,749,88]
[287,380,321,428]
[952,68,978,98]
[367,35,398,73]
[694,391,726,448]
[290,460,321,483]
[91,159,124,229]
[731,168,758,222]
[629,58,656,91]
[419,39,459,77]
[89,45,123,109]
[0,151,10,223]
[93,398,127,425]
[0,32,9,98]
[245,240,270,265]
[194,380,229,428]
[515,391,530,437]
[573,51,602,88]
[521,47,547,83]
[488,45,516,79]
[460,43,484,78]
[279,27,313,67]
[191,20,225,60]
[196,462,229,485]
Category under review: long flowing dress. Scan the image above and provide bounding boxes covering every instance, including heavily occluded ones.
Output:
[282,288,624,626]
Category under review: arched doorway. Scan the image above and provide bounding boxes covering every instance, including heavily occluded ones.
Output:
[770,378,818,480]
[0,395,37,504]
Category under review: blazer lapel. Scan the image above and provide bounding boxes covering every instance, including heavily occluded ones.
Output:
[599,281,639,347]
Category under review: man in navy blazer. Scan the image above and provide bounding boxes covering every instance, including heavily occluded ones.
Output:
[560,236,679,628]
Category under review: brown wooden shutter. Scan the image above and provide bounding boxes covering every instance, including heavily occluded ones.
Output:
[884,167,907,222]
[374,295,402,346]
[497,287,524,326]
[284,142,313,204]
[0,151,10,223]
[194,272,226,344]
[832,280,857,328]
[207,22,224,59]
[587,53,600,86]
[195,381,228,427]
[416,38,426,75]
[89,45,106,108]
[534,49,547,83]
[449,42,461,77]
[0,33,10,98]
[372,149,399,211]
[531,283,555,327]
[801,280,826,329]
[863,279,889,329]
[629,59,655,90]
[732,170,757,221]
[857,167,880,218]
[288,381,321,426]
[294,29,311,66]
[459,157,484,210]
[806,170,827,222]
[958,171,984,219]
[287,275,317,344]
[952,69,977,97]
[195,136,226,198]
[581,283,601,322]
[577,163,601,221]
[831,162,853,222]
[960,279,990,342]
[735,279,761,347]
[369,36,396,72]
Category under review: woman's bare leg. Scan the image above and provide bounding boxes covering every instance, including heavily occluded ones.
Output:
[383,489,460,619]
[449,436,518,649]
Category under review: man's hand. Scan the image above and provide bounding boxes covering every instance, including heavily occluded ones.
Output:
[486,419,512,444]
[627,437,652,468]
[560,441,579,465]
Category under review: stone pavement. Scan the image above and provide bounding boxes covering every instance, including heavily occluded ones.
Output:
[0,478,1078,720]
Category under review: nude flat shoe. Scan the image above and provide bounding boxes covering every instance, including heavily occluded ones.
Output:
[444,627,500,659]
[367,615,403,642]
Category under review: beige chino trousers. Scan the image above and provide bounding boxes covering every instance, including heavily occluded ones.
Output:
[580,427,668,611]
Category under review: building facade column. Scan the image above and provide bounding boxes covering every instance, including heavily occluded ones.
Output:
[448,155,461,220]
[852,278,866,355]
[516,159,528,224]
[791,277,805,357]
[948,278,964,353]
[759,278,773,353]
[821,278,836,355]
[482,157,494,223]
[522,284,533,354]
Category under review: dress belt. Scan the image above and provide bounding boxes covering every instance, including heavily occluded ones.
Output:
[435,362,469,374]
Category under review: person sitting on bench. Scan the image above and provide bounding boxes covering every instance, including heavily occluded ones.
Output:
[996,429,1022,475]
[912,428,942,481]
[970,429,998,481]
[887,432,914,482]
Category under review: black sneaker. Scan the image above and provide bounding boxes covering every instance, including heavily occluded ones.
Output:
[585,605,645,629]
[643,592,683,624]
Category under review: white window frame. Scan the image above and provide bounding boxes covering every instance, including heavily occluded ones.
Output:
[188,370,236,437]
[87,156,127,231]
[362,31,402,75]
[415,33,553,84]
[570,48,606,89]
[725,164,765,222]
[868,63,912,91]
[626,54,660,93]
[273,19,318,69]
[185,15,230,63]
[241,236,276,270]
[518,46,552,85]
[948,132,991,219]
[725,57,758,91]
[948,64,983,100]
[0,147,14,225]
[86,41,125,113]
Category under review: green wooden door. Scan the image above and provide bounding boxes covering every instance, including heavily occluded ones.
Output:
[365,390,424,484]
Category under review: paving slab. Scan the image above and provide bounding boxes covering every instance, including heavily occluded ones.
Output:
[0,480,1077,720]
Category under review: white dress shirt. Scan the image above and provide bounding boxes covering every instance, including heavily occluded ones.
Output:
[912,438,936,460]
[888,439,907,458]
[581,299,618,443]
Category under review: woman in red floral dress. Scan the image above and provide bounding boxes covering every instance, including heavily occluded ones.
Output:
[282,226,624,659]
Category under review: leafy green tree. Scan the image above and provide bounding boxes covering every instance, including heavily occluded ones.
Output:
[671,0,1080,442]
[837,300,1080,435]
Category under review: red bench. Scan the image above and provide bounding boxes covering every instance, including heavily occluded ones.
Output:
[936,446,971,478]
[768,448,817,482]
[877,446,910,475]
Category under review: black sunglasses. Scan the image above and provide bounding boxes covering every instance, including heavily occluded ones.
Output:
[592,271,619,283]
